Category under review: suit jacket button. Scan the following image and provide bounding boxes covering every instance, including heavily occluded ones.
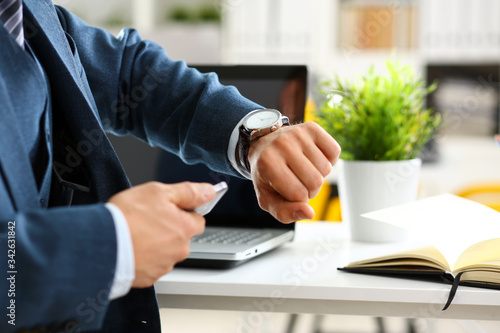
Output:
[40,199,45,208]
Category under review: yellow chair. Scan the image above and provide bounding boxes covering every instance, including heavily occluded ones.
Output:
[455,184,500,211]
[324,196,342,221]
[304,96,318,123]
[307,181,342,222]
[307,182,332,221]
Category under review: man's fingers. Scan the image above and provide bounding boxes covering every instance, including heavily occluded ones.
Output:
[254,124,336,202]
[286,155,325,199]
[259,161,309,202]
[310,122,341,165]
[256,180,315,223]
[174,209,206,237]
[302,144,334,178]
[164,181,216,210]
[248,122,341,224]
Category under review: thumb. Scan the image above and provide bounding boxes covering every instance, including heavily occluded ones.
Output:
[166,182,216,210]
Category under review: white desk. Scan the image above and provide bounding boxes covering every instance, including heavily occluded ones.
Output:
[155,223,500,321]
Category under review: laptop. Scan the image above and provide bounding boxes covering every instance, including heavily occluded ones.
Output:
[155,65,308,268]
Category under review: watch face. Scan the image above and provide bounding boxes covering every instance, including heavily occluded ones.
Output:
[244,109,280,129]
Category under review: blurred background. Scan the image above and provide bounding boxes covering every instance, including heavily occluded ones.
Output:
[54,0,500,83]
[55,0,500,147]
[53,0,500,332]
[54,0,500,191]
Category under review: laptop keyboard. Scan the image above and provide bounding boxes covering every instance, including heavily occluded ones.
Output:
[191,229,273,245]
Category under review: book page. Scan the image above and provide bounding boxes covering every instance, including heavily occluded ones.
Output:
[362,194,500,270]
[348,245,450,271]
[459,269,500,284]
[453,238,500,272]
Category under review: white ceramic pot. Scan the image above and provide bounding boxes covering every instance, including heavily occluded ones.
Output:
[337,158,422,242]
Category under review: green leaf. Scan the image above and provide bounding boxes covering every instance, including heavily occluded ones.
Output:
[314,58,441,161]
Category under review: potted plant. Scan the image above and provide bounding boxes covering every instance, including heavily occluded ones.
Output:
[315,59,441,242]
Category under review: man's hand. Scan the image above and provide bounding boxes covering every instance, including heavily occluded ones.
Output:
[248,122,340,223]
[108,181,215,288]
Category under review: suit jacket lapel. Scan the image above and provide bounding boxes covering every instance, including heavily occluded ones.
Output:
[23,0,131,201]
[23,0,97,117]
[0,73,40,210]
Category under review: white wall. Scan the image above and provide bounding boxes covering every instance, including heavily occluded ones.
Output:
[54,0,222,63]
[55,0,500,93]
[53,0,127,26]
[54,0,216,28]
[221,0,500,78]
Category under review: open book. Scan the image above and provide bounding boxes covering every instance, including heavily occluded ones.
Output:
[339,194,500,309]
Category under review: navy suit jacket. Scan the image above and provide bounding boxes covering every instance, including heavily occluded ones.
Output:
[0,0,260,331]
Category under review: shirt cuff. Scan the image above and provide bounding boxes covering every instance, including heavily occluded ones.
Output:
[105,202,135,300]
[228,110,263,179]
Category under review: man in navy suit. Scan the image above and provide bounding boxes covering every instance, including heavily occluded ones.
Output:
[0,0,340,332]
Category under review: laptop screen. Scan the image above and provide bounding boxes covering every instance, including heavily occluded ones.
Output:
[155,65,308,230]
[193,65,307,124]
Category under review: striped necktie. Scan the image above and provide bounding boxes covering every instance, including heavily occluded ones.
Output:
[0,0,24,48]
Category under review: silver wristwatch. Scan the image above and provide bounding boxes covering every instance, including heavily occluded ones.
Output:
[236,109,290,172]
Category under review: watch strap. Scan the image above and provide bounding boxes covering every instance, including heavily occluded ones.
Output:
[237,126,252,172]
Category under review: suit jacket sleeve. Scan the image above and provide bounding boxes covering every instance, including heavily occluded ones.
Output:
[55,6,263,176]
[0,203,117,332]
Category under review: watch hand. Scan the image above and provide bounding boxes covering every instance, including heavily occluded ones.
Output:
[260,116,276,122]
